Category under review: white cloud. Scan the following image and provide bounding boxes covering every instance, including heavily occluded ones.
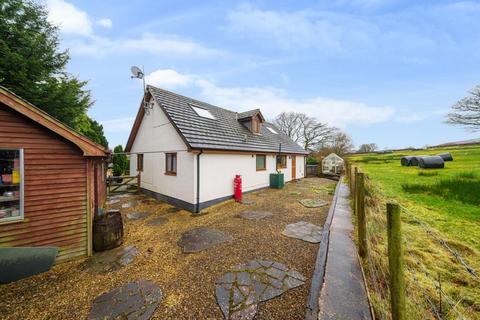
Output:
[146,69,194,89]
[45,1,224,58]
[46,0,92,35]
[100,117,135,133]
[226,5,373,54]
[64,34,225,58]
[97,18,112,28]
[146,68,396,128]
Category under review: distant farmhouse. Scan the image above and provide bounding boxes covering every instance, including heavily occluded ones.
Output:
[125,86,309,213]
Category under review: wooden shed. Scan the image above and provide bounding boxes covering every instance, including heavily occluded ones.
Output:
[0,86,108,263]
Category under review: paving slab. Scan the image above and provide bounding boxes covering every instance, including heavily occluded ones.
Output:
[299,199,328,208]
[178,227,233,253]
[84,245,138,274]
[88,280,162,320]
[215,260,305,319]
[238,210,273,220]
[122,202,133,209]
[127,211,150,220]
[318,181,372,320]
[146,216,168,226]
[282,221,323,243]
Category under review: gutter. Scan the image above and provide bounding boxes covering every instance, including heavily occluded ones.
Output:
[195,150,203,214]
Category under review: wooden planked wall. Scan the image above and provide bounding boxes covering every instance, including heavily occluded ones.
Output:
[0,104,88,262]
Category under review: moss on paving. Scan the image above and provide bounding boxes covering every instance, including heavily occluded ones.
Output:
[0,177,335,320]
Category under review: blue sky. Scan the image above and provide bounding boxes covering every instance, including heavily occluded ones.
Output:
[44,0,480,149]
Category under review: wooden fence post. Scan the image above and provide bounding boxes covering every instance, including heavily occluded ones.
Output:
[356,172,367,258]
[137,172,141,193]
[387,202,406,320]
[353,166,358,214]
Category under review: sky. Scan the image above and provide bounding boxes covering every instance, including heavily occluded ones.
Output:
[42,0,480,149]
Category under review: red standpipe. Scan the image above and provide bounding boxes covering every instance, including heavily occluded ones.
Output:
[233,174,242,202]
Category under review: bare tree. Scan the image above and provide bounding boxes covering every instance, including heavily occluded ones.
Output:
[446,85,480,130]
[273,112,302,143]
[274,112,337,150]
[297,114,337,150]
[331,132,354,155]
[358,143,378,153]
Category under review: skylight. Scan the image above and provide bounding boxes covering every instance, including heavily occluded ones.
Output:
[266,127,278,134]
[191,105,216,119]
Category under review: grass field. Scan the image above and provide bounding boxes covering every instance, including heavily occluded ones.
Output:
[349,145,480,319]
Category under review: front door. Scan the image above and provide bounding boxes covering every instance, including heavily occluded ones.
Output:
[292,156,296,180]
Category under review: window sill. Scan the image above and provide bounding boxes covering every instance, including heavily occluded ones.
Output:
[256,168,266,171]
[164,172,177,176]
[0,217,27,226]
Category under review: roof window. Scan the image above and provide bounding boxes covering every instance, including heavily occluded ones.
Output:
[191,105,216,119]
[266,127,278,134]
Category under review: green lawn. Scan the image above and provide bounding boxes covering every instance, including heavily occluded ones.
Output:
[349,145,480,319]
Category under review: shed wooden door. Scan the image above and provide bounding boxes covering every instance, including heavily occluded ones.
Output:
[292,156,296,180]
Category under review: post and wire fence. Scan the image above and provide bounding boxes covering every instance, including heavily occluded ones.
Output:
[345,162,479,320]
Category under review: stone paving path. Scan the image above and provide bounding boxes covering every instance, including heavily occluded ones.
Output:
[127,211,150,220]
[215,260,305,320]
[84,245,138,274]
[178,227,233,253]
[318,181,372,320]
[282,221,323,243]
[299,199,328,208]
[146,216,168,226]
[88,280,162,320]
[238,210,273,220]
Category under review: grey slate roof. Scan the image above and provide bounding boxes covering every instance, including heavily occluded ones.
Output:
[148,86,308,154]
[237,109,261,120]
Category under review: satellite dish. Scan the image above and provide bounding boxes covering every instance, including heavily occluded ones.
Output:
[130,66,144,79]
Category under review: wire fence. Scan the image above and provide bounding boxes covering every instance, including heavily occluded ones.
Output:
[346,163,479,320]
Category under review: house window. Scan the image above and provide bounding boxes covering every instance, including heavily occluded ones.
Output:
[276,155,287,169]
[137,154,144,172]
[256,155,266,171]
[165,153,177,175]
[0,148,24,223]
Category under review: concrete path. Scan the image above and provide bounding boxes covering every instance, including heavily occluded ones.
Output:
[318,180,372,320]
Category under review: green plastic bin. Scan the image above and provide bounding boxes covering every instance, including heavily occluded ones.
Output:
[269,173,285,189]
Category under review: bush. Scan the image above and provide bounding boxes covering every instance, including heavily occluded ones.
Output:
[306,157,318,165]
[112,145,127,176]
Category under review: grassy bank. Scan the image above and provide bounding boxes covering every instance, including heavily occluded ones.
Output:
[349,145,480,319]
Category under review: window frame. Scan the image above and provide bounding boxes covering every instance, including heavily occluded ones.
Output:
[165,152,177,176]
[137,153,144,172]
[276,155,287,169]
[190,104,216,120]
[0,148,24,224]
[256,154,267,171]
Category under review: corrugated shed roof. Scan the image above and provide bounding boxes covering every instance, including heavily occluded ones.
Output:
[148,86,308,154]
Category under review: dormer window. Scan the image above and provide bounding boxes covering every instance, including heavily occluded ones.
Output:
[238,109,265,134]
[251,117,260,134]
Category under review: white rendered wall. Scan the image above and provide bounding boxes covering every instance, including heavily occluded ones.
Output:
[199,153,306,203]
[129,101,196,204]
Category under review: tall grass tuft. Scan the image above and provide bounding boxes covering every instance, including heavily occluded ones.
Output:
[418,170,439,177]
[455,171,478,179]
[402,178,480,205]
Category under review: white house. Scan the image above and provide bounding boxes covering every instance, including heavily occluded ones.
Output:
[125,86,309,213]
[322,153,344,175]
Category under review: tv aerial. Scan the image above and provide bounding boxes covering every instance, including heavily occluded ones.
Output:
[130,65,152,114]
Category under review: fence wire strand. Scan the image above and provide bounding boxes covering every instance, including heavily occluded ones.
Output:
[347,166,476,320]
